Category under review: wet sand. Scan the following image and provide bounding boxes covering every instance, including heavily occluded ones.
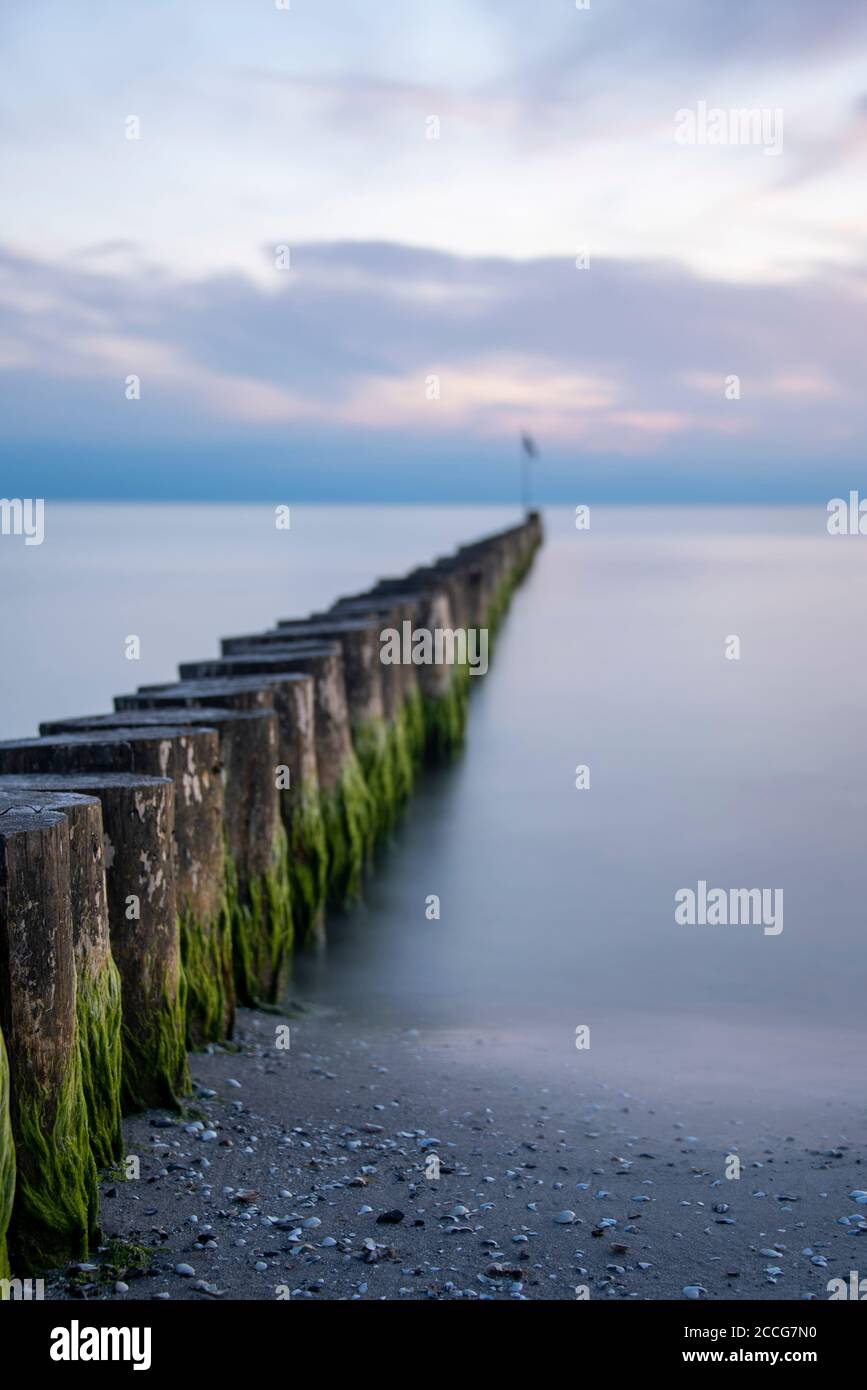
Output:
[45,1003,866,1303]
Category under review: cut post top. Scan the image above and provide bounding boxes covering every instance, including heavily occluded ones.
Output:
[40,708,275,735]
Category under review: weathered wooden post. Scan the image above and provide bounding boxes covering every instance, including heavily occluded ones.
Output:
[352,514,546,759]
[430,555,486,629]
[279,614,415,812]
[453,535,510,629]
[116,676,328,947]
[0,727,225,1051]
[0,790,122,1171]
[442,523,532,626]
[360,581,467,762]
[399,564,472,630]
[456,561,489,630]
[0,774,187,1113]
[490,528,526,615]
[223,619,399,840]
[0,1027,15,1283]
[323,596,427,766]
[454,521,539,631]
[0,807,99,1270]
[392,567,477,743]
[0,768,188,1114]
[452,550,497,630]
[178,646,371,907]
[41,708,290,1009]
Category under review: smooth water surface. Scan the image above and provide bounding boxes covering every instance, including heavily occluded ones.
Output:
[3,504,865,1111]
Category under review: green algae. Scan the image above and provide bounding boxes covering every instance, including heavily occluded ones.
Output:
[375,551,539,772]
[353,717,397,843]
[422,670,470,764]
[321,754,372,908]
[179,894,233,1048]
[8,1036,99,1272]
[485,574,516,635]
[226,822,294,1006]
[286,782,328,948]
[100,1236,154,1279]
[403,689,426,765]
[120,967,190,1115]
[388,706,415,807]
[486,548,538,634]
[254,820,294,1003]
[0,1030,14,1285]
[57,1235,155,1297]
[0,532,541,1288]
[223,846,249,1001]
[76,957,124,1170]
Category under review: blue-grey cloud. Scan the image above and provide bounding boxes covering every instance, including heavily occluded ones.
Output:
[1,239,864,501]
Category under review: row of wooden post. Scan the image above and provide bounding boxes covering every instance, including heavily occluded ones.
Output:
[0,511,543,1280]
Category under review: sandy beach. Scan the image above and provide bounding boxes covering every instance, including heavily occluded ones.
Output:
[43,1001,866,1303]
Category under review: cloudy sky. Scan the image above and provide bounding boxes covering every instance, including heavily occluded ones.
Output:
[3,0,867,500]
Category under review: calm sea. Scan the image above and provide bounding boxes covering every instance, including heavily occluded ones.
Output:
[3,504,865,1112]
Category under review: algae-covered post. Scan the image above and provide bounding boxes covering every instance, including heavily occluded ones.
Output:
[397,564,472,631]
[178,646,371,908]
[40,716,237,1037]
[453,521,539,631]
[415,587,470,761]
[323,596,427,766]
[0,727,226,1052]
[0,807,99,1272]
[42,707,290,1009]
[0,514,543,1289]
[0,1027,13,1283]
[449,543,504,630]
[278,614,417,814]
[0,790,122,1171]
[116,676,327,948]
[364,581,468,762]
[223,619,398,841]
[0,772,188,1113]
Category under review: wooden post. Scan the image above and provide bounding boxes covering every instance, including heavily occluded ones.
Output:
[116,676,327,948]
[0,727,224,1049]
[0,790,122,1171]
[40,708,289,1010]
[0,1026,13,1283]
[0,807,99,1271]
[357,582,466,763]
[323,596,427,764]
[0,773,187,1114]
[279,613,416,808]
[222,620,398,838]
[178,647,371,907]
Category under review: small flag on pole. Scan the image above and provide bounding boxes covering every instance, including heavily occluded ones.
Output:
[519,432,538,512]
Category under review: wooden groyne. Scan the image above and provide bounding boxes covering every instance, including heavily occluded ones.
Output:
[0,512,542,1282]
